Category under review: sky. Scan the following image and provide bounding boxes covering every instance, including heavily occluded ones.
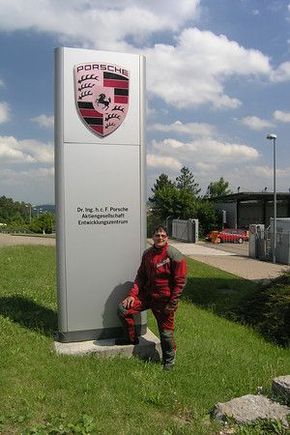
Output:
[0,0,290,205]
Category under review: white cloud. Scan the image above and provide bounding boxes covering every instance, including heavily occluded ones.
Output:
[31,114,54,128]
[152,138,185,150]
[18,167,54,178]
[186,139,253,159]
[271,61,290,82]
[2,166,54,181]
[0,0,200,50]
[241,116,274,131]
[147,136,261,196]
[0,143,34,163]
[251,165,290,179]
[195,162,216,173]
[151,137,259,168]
[145,28,271,108]
[0,136,53,164]
[146,154,182,171]
[0,102,10,123]
[20,139,54,163]
[0,166,54,204]
[273,110,290,123]
[0,1,277,110]
[1,0,289,201]
[213,164,290,195]
[0,135,54,202]
[151,120,216,137]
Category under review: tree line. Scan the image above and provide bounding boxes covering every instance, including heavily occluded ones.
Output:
[148,167,232,235]
[0,195,55,234]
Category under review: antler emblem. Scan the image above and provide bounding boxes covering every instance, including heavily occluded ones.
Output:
[74,63,129,137]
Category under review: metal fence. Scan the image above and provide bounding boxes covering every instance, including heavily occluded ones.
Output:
[251,227,290,264]
[171,219,198,243]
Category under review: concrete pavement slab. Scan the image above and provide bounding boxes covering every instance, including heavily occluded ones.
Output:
[167,240,289,281]
[189,254,289,280]
[53,329,161,360]
[168,240,235,256]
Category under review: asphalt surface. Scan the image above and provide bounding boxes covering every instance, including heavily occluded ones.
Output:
[0,233,288,281]
[169,239,289,281]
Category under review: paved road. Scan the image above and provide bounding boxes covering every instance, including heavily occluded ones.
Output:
[0,233,55,246]
[1,233,288,281]
[169,239,289,281]
[203,240,249,256]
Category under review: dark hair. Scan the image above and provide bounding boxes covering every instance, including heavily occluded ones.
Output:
[152,225,168,236]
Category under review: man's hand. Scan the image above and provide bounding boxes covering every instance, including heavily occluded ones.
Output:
[122,296,135,309]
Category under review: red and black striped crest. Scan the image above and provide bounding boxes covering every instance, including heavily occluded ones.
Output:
[74,63,129,137]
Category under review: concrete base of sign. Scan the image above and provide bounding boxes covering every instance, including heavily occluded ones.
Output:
[53,329,161,361]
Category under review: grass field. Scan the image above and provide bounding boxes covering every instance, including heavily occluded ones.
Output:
[0,245,290,434]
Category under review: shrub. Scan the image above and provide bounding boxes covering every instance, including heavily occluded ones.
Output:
[237,273,290,346]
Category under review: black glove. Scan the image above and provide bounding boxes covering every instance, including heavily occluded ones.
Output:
[164,301,178,314]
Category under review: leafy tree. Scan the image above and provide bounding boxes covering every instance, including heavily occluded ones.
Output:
[149,169,223,236]
[149,184,179,220]
[206,177,232,199]
[194,200,219,235]
[149,184,196,221]
[10,211,25,225]
[0,195,31,224]
[176,166,200,197]
[151,173,175,194]
[148,175,176,235]
[150,168,200,223]
[29,213,55,234]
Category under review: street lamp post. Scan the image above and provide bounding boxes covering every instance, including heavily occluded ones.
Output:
[165,215,173,236]
[266,133,277,264]
[25,203,32,224]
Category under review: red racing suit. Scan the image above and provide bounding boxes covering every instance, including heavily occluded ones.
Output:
[118,243,187,365]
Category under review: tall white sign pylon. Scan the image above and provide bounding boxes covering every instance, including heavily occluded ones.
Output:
[54,47,146,342]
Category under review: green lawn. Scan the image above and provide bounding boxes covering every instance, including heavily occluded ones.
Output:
[0,246,290,434]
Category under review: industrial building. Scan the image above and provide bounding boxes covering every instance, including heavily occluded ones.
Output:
[214,192,290,229]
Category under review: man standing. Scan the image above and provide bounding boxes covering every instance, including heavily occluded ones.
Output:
[116,226,187,370]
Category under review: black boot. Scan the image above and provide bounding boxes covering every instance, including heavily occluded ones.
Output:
[160,329,176,369]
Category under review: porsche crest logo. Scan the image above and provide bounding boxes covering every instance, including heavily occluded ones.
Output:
[74,62,129,137]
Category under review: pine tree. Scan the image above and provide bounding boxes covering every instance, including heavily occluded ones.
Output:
[151,173,175,195]
[176,166,200,197]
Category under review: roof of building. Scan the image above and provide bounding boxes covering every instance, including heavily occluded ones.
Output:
[214,192,290,202]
